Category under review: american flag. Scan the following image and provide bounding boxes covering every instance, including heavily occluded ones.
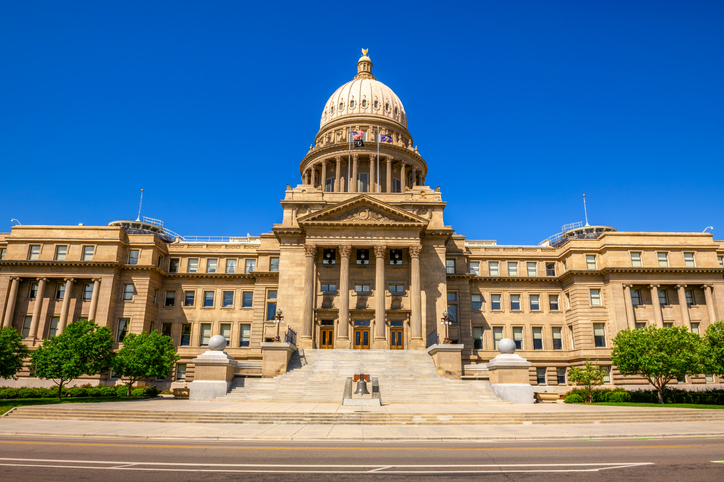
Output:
[352,130,364,140]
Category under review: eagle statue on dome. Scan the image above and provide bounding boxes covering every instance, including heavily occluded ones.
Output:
[362,48,368,56]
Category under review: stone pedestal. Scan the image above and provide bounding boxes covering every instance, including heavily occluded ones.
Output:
[261,342,296,378]
[426,344,463,379]
[189,348,237,401]
[486,338,534,404]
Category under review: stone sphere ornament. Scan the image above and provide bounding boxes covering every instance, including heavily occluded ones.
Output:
[208,335,227,351]
[498,338,516,355]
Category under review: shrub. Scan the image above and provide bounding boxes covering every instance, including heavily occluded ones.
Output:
[41,387,60,398]
[98,386,117,397]
[607,390,632,403]
[116,386,129,398]
[67,387,88,398]
[564,393,585,403]
[0,388,18,399]
[129,386,160,398]
[18,388,38,399]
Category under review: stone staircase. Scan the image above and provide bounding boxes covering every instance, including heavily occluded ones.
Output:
[222,349,505,404]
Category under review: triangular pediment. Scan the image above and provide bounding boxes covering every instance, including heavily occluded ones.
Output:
[297,195,429,228]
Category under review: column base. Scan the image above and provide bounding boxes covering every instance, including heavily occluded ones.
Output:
[298,335,314,349]
[408,338,425,350]
[335,337,350,349]
[373,339,388,350]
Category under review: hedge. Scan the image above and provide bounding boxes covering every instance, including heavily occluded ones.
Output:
[564,387,724,404]
[0,384,159,400]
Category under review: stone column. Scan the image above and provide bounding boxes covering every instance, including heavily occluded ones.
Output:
[400,161,406,193]
[338,245,351,344]
[57,278,75,334]
[703,285,718,323]
[412,165,418,187]
[386,156,392,193]
[321,160,327,192]
[369,154,376,193]
[351,154,358,193]
[88,278,101,322]
[2,277,21,328]
[29,277,47,339]
[302,244,317,344]
[650,284,663,327]
[409,245,422,344]
[335,156,342,192]
[623,284,636,329]
[676,284,692,329]
[373,245,386,348]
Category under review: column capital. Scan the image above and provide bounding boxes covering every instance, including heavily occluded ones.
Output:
[36,277,48,283]
[409,245,422,258]
[369,153,377,161]
[702,284,714,290]
[339,245,352,258]
[373,245,387,259]
[385,155,393,161]
[9,276,22,282]
[303,244,317,257]
[335,155,342,162]
[352,153,359,161]
[676,284,688,289]
[92,278,102,283]
[63,277,75,283]
[649,284,660,289]
[622,283,633,290]
[400,160,407,166]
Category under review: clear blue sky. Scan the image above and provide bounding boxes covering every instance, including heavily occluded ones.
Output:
[1,1,722,245]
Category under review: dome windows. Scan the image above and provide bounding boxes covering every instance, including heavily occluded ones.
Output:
[330,106,334,115]
[394,107,398,116]
[339,101,344,111]
[385,102,389,112]
[349,100,355,109]
[361,99,367,108]
[373,100,379,109]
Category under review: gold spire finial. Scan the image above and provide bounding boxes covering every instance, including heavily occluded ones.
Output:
[362,48,368,57]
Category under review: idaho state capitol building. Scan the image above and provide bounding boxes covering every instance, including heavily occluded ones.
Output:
[1,51,723,395]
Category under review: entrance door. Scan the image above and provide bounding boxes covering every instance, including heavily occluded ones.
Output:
[390,328,403,350]
[320,327,334,349]
[354,328,370,349]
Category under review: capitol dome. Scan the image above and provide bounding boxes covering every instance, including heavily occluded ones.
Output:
[319,50,407,130]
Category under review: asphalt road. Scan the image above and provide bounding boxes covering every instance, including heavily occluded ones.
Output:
[1,436,723,481]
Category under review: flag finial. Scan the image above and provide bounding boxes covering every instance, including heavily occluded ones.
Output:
[362,48,368,57]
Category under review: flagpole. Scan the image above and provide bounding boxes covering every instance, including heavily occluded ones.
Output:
[348,127,351,192]
[376,126,380,193]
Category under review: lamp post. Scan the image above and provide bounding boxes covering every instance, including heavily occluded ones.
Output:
[440,311,452,344]
[273,309,284,342]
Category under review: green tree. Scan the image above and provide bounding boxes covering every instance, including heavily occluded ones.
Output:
[0,327,30,379]
[112,331,179,397]
[567,358,605,403]
[702,320,724,376]
[611,326,702,404]
[31,320,114,400]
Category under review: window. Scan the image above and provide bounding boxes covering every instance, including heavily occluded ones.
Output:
[176,364,187,381]
[388,284,404,293]
[122,284,134,301]
[705,374,714,383]
[55,282,66,300]
[21,316,32,338]
[630,252,642,267]
[448,292,457,302]
[546,263,556,277]
[81,246,93,261]
[719,256,723,267]
[471,294,482,310]
[382,248,401,265]
[590,289,601,306]
[165,290,176,307]
[510,294,521,311]
[153,289,158,304]
[355,284,371,293]
[220,323,231,346]
[658,289,668,306]
[356,249,369,265]
[270,257,279,272]
[631,289,641,306]
[489,261,499,276]
[157,255,163,268]
[469,261,480,275]
[207,259,218,273]
[565,292,571,309]
[447,304,457,323]
[530,294,540,311]
[472,327,484,350]
[657,252,669,267]
[684,252,695,267]
[568,325,575,349]
[83,283,93,301]
[29,245,40,260]
[0,248,5,260]
[507,262,518,276]
[664,322,674,329]
[245,259,256,273]
[536,367,546,385]
[184,291,195,307]
[586,255,597,270]
[549,295,559,311]
[240,324,251,347]
[527,262,537,277]
[593,323,606,347]
[47,316,60,338]
[493,327,503,350]
[323,248,337,265]
[242,292,253,308]
[685,289,695,306]
[117,318,129,342]
[601,366,611,384]
[169,258,180,273]
[491,294,502,311]
[557,367,566,384]
[203,291,214,307]
[322,283,337,292]
[161,323,172,337]
[533,327,543,350]
[223,291,234,308]
[226,259,237,273]
[691,323,700,334]
[446,259,455,274]
[392,177,401,193]
[180,324,191,346]
[200,324,211,346]
[188,258,198,273]
[357,173,369,192]
[513,327,523,350]
[55,246,67,261]
[29,282,38,299]
[635,322,646,330]
[128,250,139,265]
[266,302,277,321]
[552,327,562,350]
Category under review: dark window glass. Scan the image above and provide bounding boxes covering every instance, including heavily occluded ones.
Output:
[223,291,234,307]
[322,249,336,264]
[389,249,403,265]
[242,292,253,307]
[180,324,191,346]
[447,305,457,323]
[267,302,277,321]
[184,291,195,306]
[356,249,369,265]
[169,259,179,273]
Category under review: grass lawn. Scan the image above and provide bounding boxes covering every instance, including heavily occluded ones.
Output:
[0,397,141,415]
[592,402,724,409]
